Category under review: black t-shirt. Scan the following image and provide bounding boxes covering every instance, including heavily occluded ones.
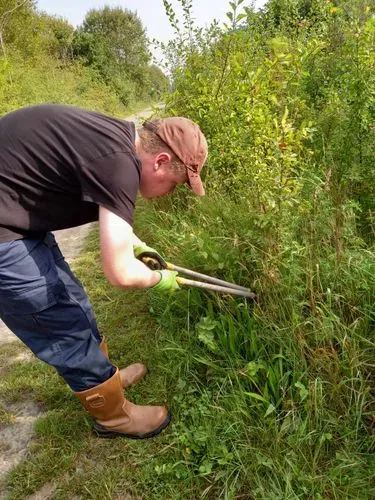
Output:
[0,104,141,242]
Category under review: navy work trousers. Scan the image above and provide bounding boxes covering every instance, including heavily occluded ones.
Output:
[0,233,115,391]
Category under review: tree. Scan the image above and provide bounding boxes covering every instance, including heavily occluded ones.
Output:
[73,6,150,103]
[37,14,74,61]
[145,64,169,99]
[0,0,34,56]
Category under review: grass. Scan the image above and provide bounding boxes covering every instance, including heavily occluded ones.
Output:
[0,193,374,498]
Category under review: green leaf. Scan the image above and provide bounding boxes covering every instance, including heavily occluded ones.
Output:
[198,330,218,352]
[199,460,213,475]
[245,392,268,403]
[295,381,309,402]
[265,404,276,417]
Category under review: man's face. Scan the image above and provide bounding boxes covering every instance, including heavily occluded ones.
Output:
[139,152,187,199]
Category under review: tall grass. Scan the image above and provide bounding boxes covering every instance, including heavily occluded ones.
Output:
[130,185,375,497]
[146,4,375,493]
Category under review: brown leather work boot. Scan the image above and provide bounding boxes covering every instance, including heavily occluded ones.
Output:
[75,368,171,439]
[99,337,147,389]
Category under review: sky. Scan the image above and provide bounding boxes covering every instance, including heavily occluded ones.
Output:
[36,0,267,46]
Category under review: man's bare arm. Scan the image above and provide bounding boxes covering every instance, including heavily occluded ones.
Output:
[99,206,160,289]
[132,232,146,247]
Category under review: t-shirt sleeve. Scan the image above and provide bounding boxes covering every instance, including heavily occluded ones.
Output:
[79,151,140,225]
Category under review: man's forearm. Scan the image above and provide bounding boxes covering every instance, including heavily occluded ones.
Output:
[132,232,145,247]
[99,207,160,289]
[107,255,160,289]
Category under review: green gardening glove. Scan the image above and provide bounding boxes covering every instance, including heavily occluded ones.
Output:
[152,270,180,293]
[134,244,167,270]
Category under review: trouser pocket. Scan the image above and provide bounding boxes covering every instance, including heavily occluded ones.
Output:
[0,234,61,316]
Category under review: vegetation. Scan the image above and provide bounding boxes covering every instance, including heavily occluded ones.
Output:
[73,6,164,105]
[0,0,374,498]
[0,0,168,114]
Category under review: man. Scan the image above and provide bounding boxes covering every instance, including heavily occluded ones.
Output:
[0,104,208,439]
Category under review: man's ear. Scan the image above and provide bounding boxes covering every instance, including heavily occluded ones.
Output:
[154,152,172,171]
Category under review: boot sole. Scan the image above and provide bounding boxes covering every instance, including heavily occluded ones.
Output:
[92,412,172,440]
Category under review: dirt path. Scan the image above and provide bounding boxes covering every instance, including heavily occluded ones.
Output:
[0,106,159,492]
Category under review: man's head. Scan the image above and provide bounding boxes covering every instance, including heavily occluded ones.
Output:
[136,117,208,199]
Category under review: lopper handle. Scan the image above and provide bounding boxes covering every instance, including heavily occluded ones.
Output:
[141,257,255,298]
[177,277,255,299]
[169,263,251,292]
